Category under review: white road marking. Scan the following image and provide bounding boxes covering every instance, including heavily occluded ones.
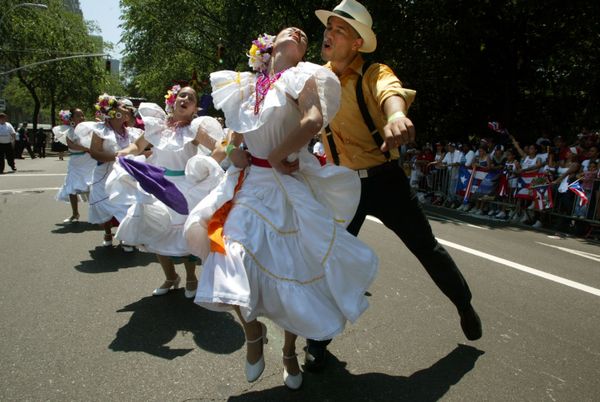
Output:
[436,239,600,297]
[465,223,488,230]
[365,215,600,297]
[0,187,61,194]
[0,173,66,177]
[536,242,600,263]
[367,216,383,224]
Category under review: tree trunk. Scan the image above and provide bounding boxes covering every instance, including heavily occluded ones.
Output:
[50,85,56,127]
[17,71,40,130]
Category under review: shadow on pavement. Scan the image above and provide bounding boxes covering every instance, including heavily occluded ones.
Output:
[228,344,484,401]
[51,222,98,234]
[109,294,245,359]
[75,246,156,273]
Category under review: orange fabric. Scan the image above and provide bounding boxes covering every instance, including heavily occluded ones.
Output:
[207,170,245,254]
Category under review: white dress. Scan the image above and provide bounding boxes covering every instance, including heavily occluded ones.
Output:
[87,123,142,224]
[108,103,225,256]
[184,62,379,341]
[55,124,97,202]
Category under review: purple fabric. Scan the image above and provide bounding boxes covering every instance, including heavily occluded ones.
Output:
[118,156,189,215]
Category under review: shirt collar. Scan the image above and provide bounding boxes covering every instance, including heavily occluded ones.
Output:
[324,53,365,77]
[347,53,365,75]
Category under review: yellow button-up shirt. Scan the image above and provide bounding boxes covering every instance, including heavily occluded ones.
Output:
[322,54,416,170]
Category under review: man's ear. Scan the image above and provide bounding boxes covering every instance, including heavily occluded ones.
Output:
[353,37,364,51]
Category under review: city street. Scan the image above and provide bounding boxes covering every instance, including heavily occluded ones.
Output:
[1,156,599,401]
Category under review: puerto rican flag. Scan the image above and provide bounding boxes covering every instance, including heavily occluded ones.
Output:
[456,166,501,202]
[531,182,554,210]
[515,171,546,199]
[568,180,589,206]
[488,121,501,132]
[497,171,510,197]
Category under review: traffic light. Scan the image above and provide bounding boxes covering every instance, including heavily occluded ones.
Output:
[217,44,224,64]
[105,58,111,72]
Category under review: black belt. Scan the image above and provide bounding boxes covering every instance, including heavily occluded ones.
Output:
[356,160,399,178]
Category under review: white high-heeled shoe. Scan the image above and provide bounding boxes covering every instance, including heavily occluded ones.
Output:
[282,353,303,390]
[245,322,268,382]
[102,234,113,247]
[120,241,135,253]
[63,215,79,223]
[152,275,181,296]
[184,280,198,299]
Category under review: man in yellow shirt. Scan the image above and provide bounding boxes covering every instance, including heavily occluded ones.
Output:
[305,0,482,371]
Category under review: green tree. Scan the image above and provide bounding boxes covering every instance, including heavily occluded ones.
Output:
[120,0,599,141]
[120,0,336,102]
[0,0,118,127]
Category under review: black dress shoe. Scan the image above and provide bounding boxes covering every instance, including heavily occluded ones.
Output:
[459,305,482,341]
[303,345,327,372]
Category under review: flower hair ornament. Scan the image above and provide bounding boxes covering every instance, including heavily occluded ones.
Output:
[164,84,181,114]
[58,110,72,126]
[247,33,275,73]
[248,33,289,115]
[94,93,119,120]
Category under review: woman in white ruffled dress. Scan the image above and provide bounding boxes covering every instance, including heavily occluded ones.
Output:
[109,86,226,298]
[184,28,378,389]
[87,95,143,249]
[55,108,97,223]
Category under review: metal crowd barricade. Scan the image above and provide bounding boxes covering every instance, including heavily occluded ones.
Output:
[412,164,454,205]
[413,164,600,234]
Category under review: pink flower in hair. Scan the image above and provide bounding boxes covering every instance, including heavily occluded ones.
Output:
[58,110,72,125]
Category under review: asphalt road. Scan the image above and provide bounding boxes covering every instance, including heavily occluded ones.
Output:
[1,156,599,401]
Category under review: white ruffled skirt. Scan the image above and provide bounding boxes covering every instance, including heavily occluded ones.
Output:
[108,155,225,256]
[88,161,131,224]
[184,156,378,340]
[56,152,97,202]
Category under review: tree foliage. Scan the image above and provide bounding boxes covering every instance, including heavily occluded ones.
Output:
[1,0,122,126]
[120,0,337,103]
[118,0,599,141]
[2,0,597,138]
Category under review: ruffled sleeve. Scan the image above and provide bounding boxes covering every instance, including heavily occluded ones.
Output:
[210,64,341,133]
[91,122,113,140]
[190,116,226,145]
[52,125,71,145]
[280,62,341,127]
[73,121,103,148]
[126,127,144,142]
[137,103,167,140]
[210,70,256,133]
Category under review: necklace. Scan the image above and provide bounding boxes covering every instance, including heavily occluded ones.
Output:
[254,68,288,115]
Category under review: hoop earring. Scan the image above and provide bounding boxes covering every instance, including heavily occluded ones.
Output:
[115,112,123,119]
[70,121,76,127]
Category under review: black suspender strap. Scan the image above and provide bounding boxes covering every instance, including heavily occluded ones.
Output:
[324,125,340,165]
[356,61,391,160]
[325,60,391,166]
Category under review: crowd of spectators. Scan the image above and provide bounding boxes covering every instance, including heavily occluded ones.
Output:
[400,126,600,234]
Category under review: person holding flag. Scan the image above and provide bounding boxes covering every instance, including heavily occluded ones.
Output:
[553,148,581,229]
[568,179,589,207]
[573,161,598,218]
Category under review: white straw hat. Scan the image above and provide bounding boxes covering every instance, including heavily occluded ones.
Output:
[316,0,377,53]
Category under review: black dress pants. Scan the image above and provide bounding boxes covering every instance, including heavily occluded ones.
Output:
[0,143,16,173]
[308,162,472,349]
